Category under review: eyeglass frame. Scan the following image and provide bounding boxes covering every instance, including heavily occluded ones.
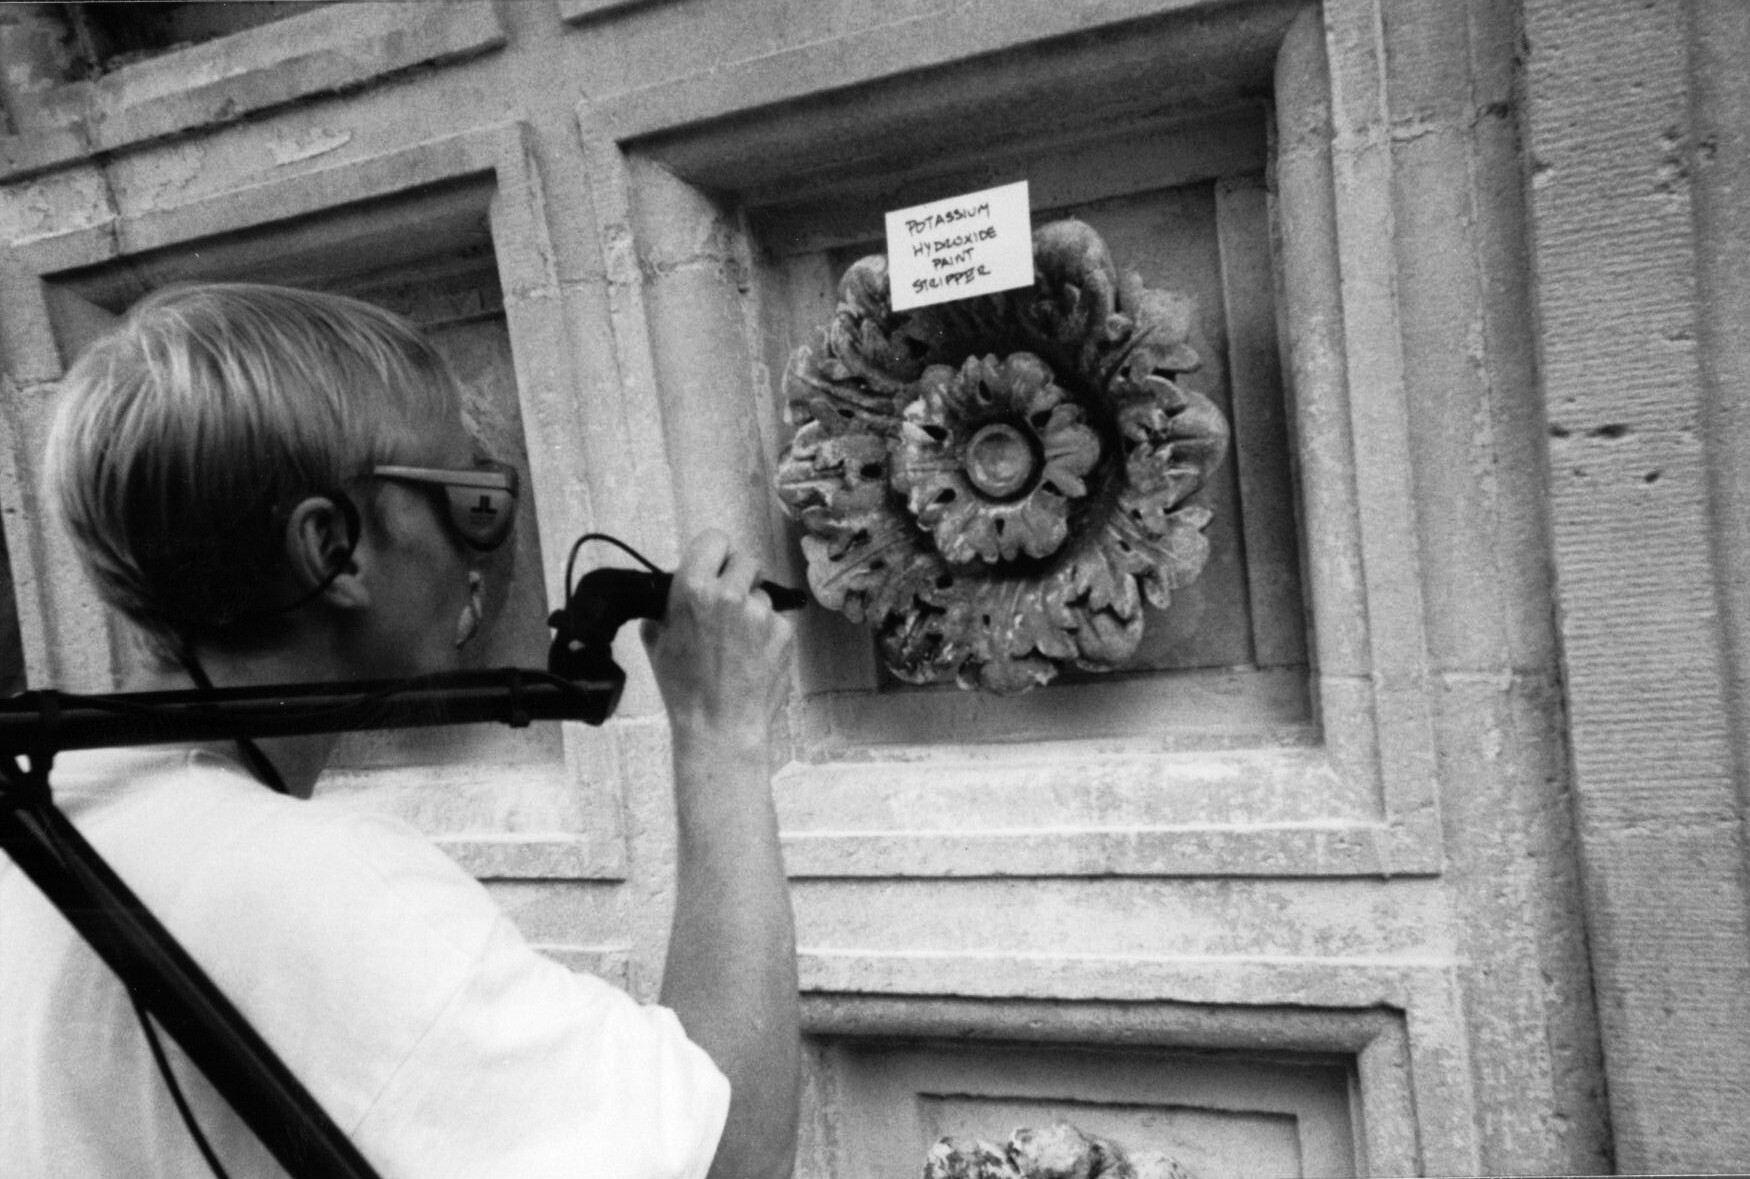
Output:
[369,459,520,552]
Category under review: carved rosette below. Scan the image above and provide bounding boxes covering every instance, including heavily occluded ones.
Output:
[923,1122,1197,1179]
[775,219,1230,695]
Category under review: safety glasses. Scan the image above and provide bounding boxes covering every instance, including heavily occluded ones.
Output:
[371,459,520,552]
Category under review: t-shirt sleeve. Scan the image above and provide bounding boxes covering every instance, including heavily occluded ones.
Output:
[181,797,730,1179]
[352,917,729,1179]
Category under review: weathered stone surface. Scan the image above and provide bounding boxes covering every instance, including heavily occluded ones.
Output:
[0,2,506,182]
[1522,0,1750,1169]
[776,220,1229,694]
[923,1122,1193,1179]
[4,0,1725,1172]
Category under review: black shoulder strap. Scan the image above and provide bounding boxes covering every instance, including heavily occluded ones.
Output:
[178,651,288,795]
[0,741,381,1179]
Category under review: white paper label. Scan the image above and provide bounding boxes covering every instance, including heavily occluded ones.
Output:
[884,180,1034,312]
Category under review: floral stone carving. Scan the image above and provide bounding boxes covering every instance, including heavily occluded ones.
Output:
[775,219,1230,694]
[923,1121,1197,1179]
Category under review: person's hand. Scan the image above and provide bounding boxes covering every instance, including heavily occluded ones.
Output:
[640,530,794,749]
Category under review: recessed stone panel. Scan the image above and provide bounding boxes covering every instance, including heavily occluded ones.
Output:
[27,146,624,875]
[753,107,1306,746]
[807,1038,1356,1179]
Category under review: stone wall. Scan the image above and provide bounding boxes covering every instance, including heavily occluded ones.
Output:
[0,0,1739,1172]
[1521,0,1750,1170]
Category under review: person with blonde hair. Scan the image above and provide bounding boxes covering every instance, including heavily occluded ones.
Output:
[0,283,800,1178]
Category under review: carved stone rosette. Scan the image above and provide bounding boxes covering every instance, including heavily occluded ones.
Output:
[922,1121,1197,1179]
[775,220,1230,694]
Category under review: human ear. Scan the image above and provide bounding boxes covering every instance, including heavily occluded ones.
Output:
[282,495,369,611]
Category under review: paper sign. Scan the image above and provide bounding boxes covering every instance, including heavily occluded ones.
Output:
[884,180,1034,312]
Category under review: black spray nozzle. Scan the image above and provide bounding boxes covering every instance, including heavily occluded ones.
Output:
[547,565,806,686]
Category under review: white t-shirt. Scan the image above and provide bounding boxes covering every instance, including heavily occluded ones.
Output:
[0,747,729,1179]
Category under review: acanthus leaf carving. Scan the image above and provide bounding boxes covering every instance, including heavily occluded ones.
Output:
[925,1122,1198,1179]
[774,219,1231,694]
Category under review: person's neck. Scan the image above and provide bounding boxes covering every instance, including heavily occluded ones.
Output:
[128,641,342,801]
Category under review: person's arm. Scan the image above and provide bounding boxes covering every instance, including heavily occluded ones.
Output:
[643,531,800,1179]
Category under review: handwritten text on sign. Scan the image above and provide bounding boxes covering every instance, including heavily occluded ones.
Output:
[884,181,1034,312]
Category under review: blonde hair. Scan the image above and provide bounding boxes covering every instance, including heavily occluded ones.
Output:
[44,283,464,656]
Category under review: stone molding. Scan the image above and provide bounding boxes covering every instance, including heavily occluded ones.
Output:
[797,955,1480,1177]
[0,121,628,881]
[0,2,505,183]
[576,3,1445,881]
[557,0,670,25]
